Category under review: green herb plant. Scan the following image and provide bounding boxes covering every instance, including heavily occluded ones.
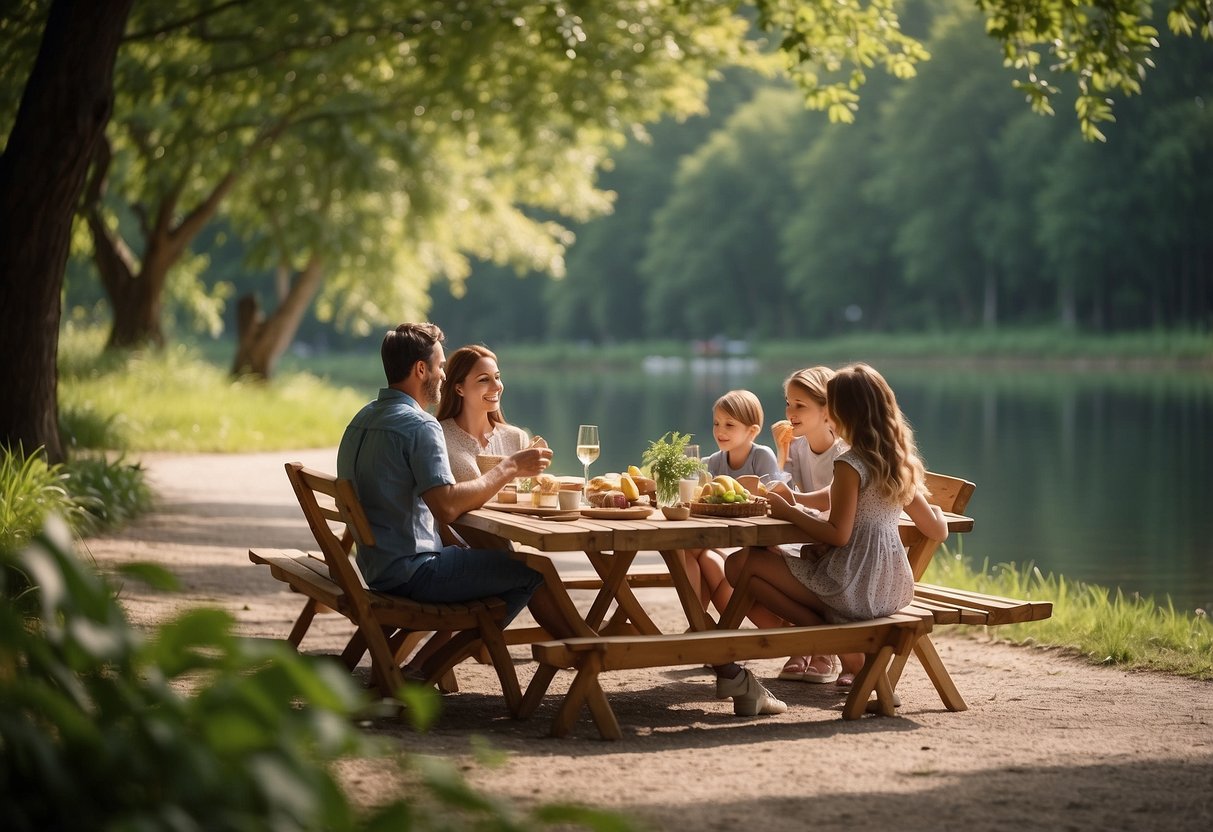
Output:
[641,431,705,506]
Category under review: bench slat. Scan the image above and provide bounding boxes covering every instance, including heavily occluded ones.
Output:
[533,615,926,673]
[914,583,1053,624]
[250,548,346,610]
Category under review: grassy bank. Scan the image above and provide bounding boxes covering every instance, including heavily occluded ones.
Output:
[59,325,364,453]
[494,327,1213,369]
[924,547,1212,680]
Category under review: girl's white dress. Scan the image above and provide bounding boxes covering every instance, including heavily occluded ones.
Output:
[782,449,914,623]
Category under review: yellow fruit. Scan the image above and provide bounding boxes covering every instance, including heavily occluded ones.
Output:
[710,481,727,498]
[619,473,640,502]
[627,464,642,478]
[713,474,747,495]
[700,484,714,501]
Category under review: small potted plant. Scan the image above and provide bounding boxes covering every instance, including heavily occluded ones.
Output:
[641,431,705,506]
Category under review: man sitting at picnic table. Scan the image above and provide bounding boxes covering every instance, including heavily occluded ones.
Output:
[337,322,576,665]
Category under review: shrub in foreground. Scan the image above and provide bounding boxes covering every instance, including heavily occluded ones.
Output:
[0,522,631,831]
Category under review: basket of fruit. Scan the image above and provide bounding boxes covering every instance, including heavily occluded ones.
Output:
[690,475,769,517]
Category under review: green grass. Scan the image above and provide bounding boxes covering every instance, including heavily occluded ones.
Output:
[59,325,367,453]
[924,547,1213,680]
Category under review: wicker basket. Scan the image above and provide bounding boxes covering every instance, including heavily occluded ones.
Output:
[689,497,769,518]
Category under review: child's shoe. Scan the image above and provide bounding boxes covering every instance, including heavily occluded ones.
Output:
[715,668,788,716]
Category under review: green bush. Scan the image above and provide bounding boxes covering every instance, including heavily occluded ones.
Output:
[0,447,85,553]
[1,447,154,551]
[60,404,129,451]
[62,454,154,532]
[0,524,633,831]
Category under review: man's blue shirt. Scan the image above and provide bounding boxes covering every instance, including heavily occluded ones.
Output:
[336,387,455,589]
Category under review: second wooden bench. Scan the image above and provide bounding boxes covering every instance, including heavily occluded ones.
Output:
[528,612,930,740]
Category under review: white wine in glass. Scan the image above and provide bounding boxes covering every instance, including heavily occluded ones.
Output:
[576,424,600,500]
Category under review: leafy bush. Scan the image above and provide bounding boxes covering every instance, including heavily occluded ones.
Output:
[62,453,154,531]
[0,446,85,553]
[0,524,633,831]
[1,447,153,551]
[60,403,129,451]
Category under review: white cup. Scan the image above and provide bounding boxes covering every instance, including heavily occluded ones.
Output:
[558,490,581,511]
[678,478,699,504]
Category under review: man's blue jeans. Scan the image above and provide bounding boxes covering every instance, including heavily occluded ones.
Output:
[382,546,544,624]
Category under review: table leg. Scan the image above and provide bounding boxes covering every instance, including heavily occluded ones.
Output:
[658,548,715,632]
[583,550,661,634]
[508,548,596,638]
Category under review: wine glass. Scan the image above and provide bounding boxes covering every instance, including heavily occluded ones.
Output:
[576,424,600,502]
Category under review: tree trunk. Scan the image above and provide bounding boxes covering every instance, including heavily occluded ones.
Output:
[0,0,134,463]
[982,266,998,330]
[102,235,176,349]
[231,255,326,379]
[91,158,249,350]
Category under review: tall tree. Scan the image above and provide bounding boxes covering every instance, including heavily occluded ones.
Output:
[640,88,817,338]
[869,8,1025,328]
[84,1,757,371]
[0,0,133,463]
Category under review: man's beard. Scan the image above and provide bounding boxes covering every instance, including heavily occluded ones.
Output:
[424,373,442,409]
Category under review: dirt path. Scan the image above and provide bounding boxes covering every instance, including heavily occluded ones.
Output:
[84,450,1213,831]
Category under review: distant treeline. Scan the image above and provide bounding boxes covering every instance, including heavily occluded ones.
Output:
[428,7,1212,346]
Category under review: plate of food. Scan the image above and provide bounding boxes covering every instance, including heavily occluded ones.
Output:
[579,506,655,520]
[484,501,572,518]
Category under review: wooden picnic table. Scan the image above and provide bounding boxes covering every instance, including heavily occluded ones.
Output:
[451,503,975,736]
[453,503,974,638]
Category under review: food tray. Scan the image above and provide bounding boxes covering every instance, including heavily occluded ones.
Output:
[689,498,769,518]
[484,501,568,517]
[579,506,655,520]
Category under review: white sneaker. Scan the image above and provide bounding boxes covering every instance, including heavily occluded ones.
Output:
[715,668,788,716]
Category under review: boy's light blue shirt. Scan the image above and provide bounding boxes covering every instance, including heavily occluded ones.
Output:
[704,443,783,481]
[336,387,456,590]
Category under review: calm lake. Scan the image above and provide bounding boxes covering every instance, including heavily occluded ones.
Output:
[493,361,1213,613]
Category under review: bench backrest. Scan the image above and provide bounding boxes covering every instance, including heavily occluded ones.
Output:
[902,471,976,580]
[284,461,375,596]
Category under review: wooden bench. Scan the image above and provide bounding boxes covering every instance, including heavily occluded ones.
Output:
[249,462,523,714]
[247,546,464,692]
[529,613,930,739]
[718,472,1052,713]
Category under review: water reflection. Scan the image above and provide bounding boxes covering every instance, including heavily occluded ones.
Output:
[501,365,1213,613]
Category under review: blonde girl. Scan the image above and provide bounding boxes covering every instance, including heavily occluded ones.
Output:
[768,367,846,682]
[724,363,948,687]
[684,390,781,615]
[770,366,846,513]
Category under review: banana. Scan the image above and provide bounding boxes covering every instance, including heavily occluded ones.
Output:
[627,464,642,478]
[713,474,750,496]
[710,481,727,498]
[619,473,640,502]
[700,483,714,501]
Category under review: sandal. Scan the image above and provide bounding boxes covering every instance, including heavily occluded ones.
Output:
[778,654,841,684]
[835,672,856,688]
